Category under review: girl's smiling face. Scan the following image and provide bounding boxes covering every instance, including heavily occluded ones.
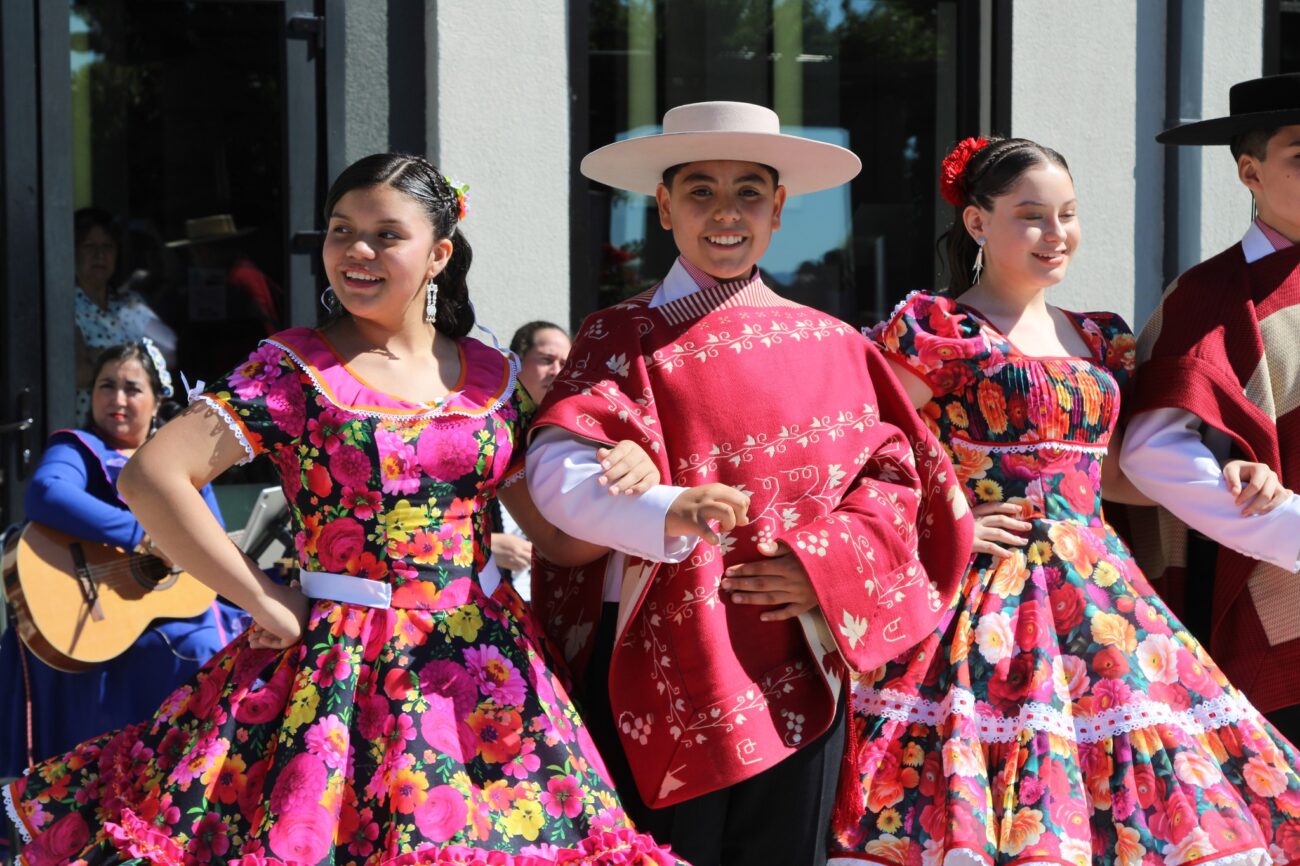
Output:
[322,183,450,325]
[965,162,1080,292]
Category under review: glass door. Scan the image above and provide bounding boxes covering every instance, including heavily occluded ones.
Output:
[0,0,328,524]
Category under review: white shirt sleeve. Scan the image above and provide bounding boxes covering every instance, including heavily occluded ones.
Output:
[525,426,697,563]
[1119,407,1300,572]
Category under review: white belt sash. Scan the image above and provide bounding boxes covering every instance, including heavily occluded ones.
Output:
[300,570,392,609]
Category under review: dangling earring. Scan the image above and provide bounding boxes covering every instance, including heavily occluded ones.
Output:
[425,277,439,323]
[320,286,339,313]
[971,237,986,285]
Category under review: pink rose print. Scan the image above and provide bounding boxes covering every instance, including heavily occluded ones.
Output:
[229,345,285,400]
[413,784,468,843]
[25,812,90,866]
[267,804,334,863]
[316,516,365,572]
[232,661,294,724]
[417,421,482,481]
[376,427,421,495]
[418,660,479,762]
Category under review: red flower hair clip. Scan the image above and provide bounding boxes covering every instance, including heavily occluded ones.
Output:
[939,136,990,206]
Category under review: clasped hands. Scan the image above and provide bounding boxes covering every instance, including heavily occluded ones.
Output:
[667,483,818,623]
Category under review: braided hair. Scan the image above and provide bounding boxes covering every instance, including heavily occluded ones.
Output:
[939,138,1071,294]
[322,153,475,337]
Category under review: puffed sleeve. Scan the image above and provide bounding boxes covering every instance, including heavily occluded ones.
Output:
[196,342,308,464]
[1087,311,1137,392]
[870,292,988,397]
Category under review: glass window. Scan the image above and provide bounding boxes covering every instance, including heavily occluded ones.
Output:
[1280,1,1299,72]
[582,0,969,326]
[70,0,288,421]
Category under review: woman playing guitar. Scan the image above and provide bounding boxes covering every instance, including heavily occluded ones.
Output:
[0,341,243,778]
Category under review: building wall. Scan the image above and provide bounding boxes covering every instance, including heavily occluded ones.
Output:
[1009,0,1261,330]
[427,1,572,344]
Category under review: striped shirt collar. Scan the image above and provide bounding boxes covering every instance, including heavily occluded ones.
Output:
[1243,218,1297,265]
[651,257,761,308]
[1256,217,1296,252]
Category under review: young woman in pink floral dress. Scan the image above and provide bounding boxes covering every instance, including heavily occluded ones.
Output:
[2,154,687,865]
[829,137,1300,866]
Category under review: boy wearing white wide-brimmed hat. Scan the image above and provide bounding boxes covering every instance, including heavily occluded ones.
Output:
[525,102,973,864]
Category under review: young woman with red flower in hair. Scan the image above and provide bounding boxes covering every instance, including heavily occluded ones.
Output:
[829,138,1300,866]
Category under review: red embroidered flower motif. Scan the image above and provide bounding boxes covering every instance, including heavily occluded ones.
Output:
[939,136,990,206]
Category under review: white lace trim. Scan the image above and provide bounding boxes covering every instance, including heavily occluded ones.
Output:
[828,846,1276,866]
[499,467,527,489]
[857,686,1263,744]
[197,395,255,465]
[869,288,928,338]
[950,438,1109,455]
[268,338,518,422]
[1198,850,1275,866]
[3,768,32,844]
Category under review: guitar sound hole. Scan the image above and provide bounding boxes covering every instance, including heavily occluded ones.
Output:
[133,557,179,590]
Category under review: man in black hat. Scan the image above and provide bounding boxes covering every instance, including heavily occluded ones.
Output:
[1120,73,1300,739]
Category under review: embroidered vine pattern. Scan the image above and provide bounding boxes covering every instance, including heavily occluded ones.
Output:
[674,404,880,479]
[648,319,857,374]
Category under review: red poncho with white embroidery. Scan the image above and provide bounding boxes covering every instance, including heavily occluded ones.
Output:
[1127,243,1300,713]
[530,276,973,808]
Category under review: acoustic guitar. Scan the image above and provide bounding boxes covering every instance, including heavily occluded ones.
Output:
[1,522,217,672]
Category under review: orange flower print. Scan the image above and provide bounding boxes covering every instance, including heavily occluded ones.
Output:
[468,708,523,764]
[949,440,993,485]
[1047,522,1095,578]
[1108,332,1136,373]
[389,767,431,814]
[977,378,1008,433]
[1090,612,1138,653]
[866,752,905,811]
[208,754,247,805]
[999,807,1046,855]
[1112,821,1144,858]
[1243,755,1290,797]
[1076,372,1104,426]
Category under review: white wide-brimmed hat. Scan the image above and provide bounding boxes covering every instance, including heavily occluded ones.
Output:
[581,101,862,197]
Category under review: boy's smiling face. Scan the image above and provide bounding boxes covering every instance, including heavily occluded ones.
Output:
[655,159,786,281]
[1240,124,1300,243]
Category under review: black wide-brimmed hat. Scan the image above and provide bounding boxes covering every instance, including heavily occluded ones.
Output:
[1158,73,1300,145]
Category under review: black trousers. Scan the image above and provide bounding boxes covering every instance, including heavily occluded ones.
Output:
[578,604,845,866]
